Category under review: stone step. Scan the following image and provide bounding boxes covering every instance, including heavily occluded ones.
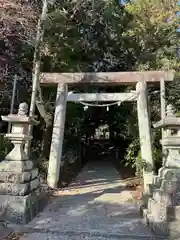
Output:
[152,178,179,198]
[146,211,180,238]
[167,205,180,221]
[152,189,166,202]
[147,199,176,222]
[0,169,38,183]
[0,178,39,196]
[168,219,180,239]
[0,160,33,173]
[152,176,163,189]
[147,198,167,222]
[145,212,168,237]
[159,180,178,193]
[148,198,159,214]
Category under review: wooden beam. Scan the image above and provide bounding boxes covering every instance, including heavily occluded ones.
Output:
[67,92,137,102]
[40,71,174,86]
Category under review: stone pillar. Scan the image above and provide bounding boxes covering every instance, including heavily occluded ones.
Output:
[0,103,40,224]
[136,81,154,192]
[160,79,166,166]
[143,105,180,238]
[47,84,68,188]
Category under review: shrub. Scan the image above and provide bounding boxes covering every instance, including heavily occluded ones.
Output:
[124,128,162,178]
[0,134,13,161]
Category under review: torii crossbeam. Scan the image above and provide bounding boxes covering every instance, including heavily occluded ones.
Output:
[40,70,174,190]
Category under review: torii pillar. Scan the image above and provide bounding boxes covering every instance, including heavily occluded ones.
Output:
[136,81,154,193]
[47,84,67,188]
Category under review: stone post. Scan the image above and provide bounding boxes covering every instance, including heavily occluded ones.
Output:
[0,103,40,224]
[47,84,68,188]
[144,105,180,238]
[136,81,154,192]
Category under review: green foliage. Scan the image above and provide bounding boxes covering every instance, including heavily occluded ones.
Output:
[121,0,179,176]
[37,140,81,182]
[125,0,180,70]
[2,0,180,180]
[125,128,162,178]
[40,0,179,178]
[0,1,40,109]
[42,0,135,72]
[124,138,142,178]
[167,72,180,112]
[0,135,13,160]
[37,149,78,173]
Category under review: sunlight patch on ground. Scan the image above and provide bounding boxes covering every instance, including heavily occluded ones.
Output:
[20,163,153,239]
[55,181,126,196]
[67,205,88,216]
[85,178,107,183]
[92,191,133,204]
[36,218,52,225]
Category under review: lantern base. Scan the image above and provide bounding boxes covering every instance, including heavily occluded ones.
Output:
[0,189,46,224]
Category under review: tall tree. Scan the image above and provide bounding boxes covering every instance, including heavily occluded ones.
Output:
[0,0,40,111]
[26,0,56,156]
[125,0,180,70]
[28,0,136,158]
[123,0,180,175]
[42,0,134,72]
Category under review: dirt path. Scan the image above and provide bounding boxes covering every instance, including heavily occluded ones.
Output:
[16,161,157,240]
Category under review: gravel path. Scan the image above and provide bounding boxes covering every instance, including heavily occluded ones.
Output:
[20,162,156,240]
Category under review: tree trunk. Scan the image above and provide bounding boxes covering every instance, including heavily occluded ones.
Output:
[25,0,53,156]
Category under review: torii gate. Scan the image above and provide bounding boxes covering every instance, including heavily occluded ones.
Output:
[40,71,174,190]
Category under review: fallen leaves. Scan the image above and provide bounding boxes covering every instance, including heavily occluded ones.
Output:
[6,232,23,240]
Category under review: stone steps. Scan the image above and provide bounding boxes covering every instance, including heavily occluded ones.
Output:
[144,201,180,238]
[144,210,180,239]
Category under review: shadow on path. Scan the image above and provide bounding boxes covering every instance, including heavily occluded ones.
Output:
[21,161,156,239]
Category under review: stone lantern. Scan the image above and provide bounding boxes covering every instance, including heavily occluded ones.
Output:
[144,105,180,238]
[0,103,40,224]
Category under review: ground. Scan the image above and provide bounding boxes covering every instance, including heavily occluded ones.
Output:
[3,161,158,240]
